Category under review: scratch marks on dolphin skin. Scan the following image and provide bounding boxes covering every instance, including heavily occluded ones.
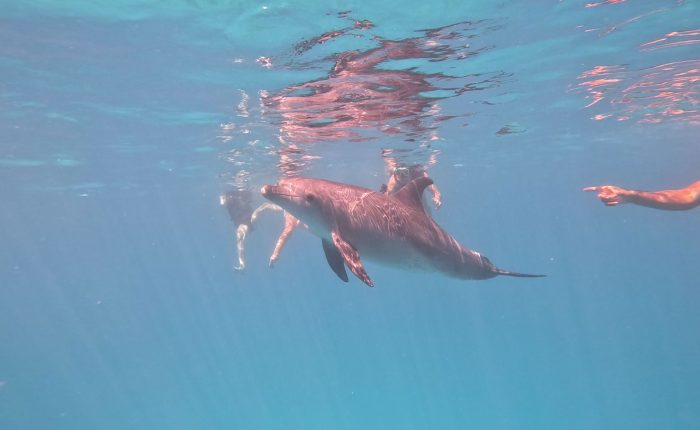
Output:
[349,191,373,215]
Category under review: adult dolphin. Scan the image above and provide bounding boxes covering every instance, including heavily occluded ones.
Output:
[261,176,544,287]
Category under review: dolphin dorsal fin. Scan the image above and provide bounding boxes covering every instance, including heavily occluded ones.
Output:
[393,176,433,211]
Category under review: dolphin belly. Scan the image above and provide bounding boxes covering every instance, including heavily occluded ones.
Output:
[342,231,437,272]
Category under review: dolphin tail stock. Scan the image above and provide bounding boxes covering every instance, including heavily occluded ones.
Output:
[495,268,546,278]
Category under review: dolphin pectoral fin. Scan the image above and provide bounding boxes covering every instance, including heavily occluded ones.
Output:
[331,231,374,287]
[322,239,349,282]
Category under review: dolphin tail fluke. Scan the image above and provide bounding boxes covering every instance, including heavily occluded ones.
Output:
[495,269,546,278]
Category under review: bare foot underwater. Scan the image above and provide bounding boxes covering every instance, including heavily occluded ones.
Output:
[584,180,700,211]
[261,176,545,287]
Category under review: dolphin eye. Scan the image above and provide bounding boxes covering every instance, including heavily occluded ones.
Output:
[305,193,315,202]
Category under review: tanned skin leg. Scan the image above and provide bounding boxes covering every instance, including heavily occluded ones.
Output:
[269,212,301,268]
[250,203,303,267]
[250,202,283,223]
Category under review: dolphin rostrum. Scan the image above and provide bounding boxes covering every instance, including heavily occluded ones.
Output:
[261,176,544,287]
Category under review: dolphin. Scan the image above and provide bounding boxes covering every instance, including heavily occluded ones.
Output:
[261,176,544,287]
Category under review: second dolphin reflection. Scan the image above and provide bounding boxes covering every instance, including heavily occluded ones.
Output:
[261,177,544,287]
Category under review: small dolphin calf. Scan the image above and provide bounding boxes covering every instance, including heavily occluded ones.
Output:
[261,177,544,287]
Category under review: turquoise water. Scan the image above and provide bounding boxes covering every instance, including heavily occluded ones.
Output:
[2,1,699,428]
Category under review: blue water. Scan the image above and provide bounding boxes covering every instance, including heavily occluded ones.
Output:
[2,1,699,428]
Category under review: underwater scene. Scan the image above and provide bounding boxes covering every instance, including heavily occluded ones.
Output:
[1,0,699,429]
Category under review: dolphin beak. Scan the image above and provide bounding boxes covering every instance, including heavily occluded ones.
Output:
[262,182,294,203]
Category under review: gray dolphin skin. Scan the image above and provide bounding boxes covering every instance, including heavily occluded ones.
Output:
[261,176,544,287]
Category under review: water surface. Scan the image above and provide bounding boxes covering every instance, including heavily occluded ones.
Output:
[1,1,699,429]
